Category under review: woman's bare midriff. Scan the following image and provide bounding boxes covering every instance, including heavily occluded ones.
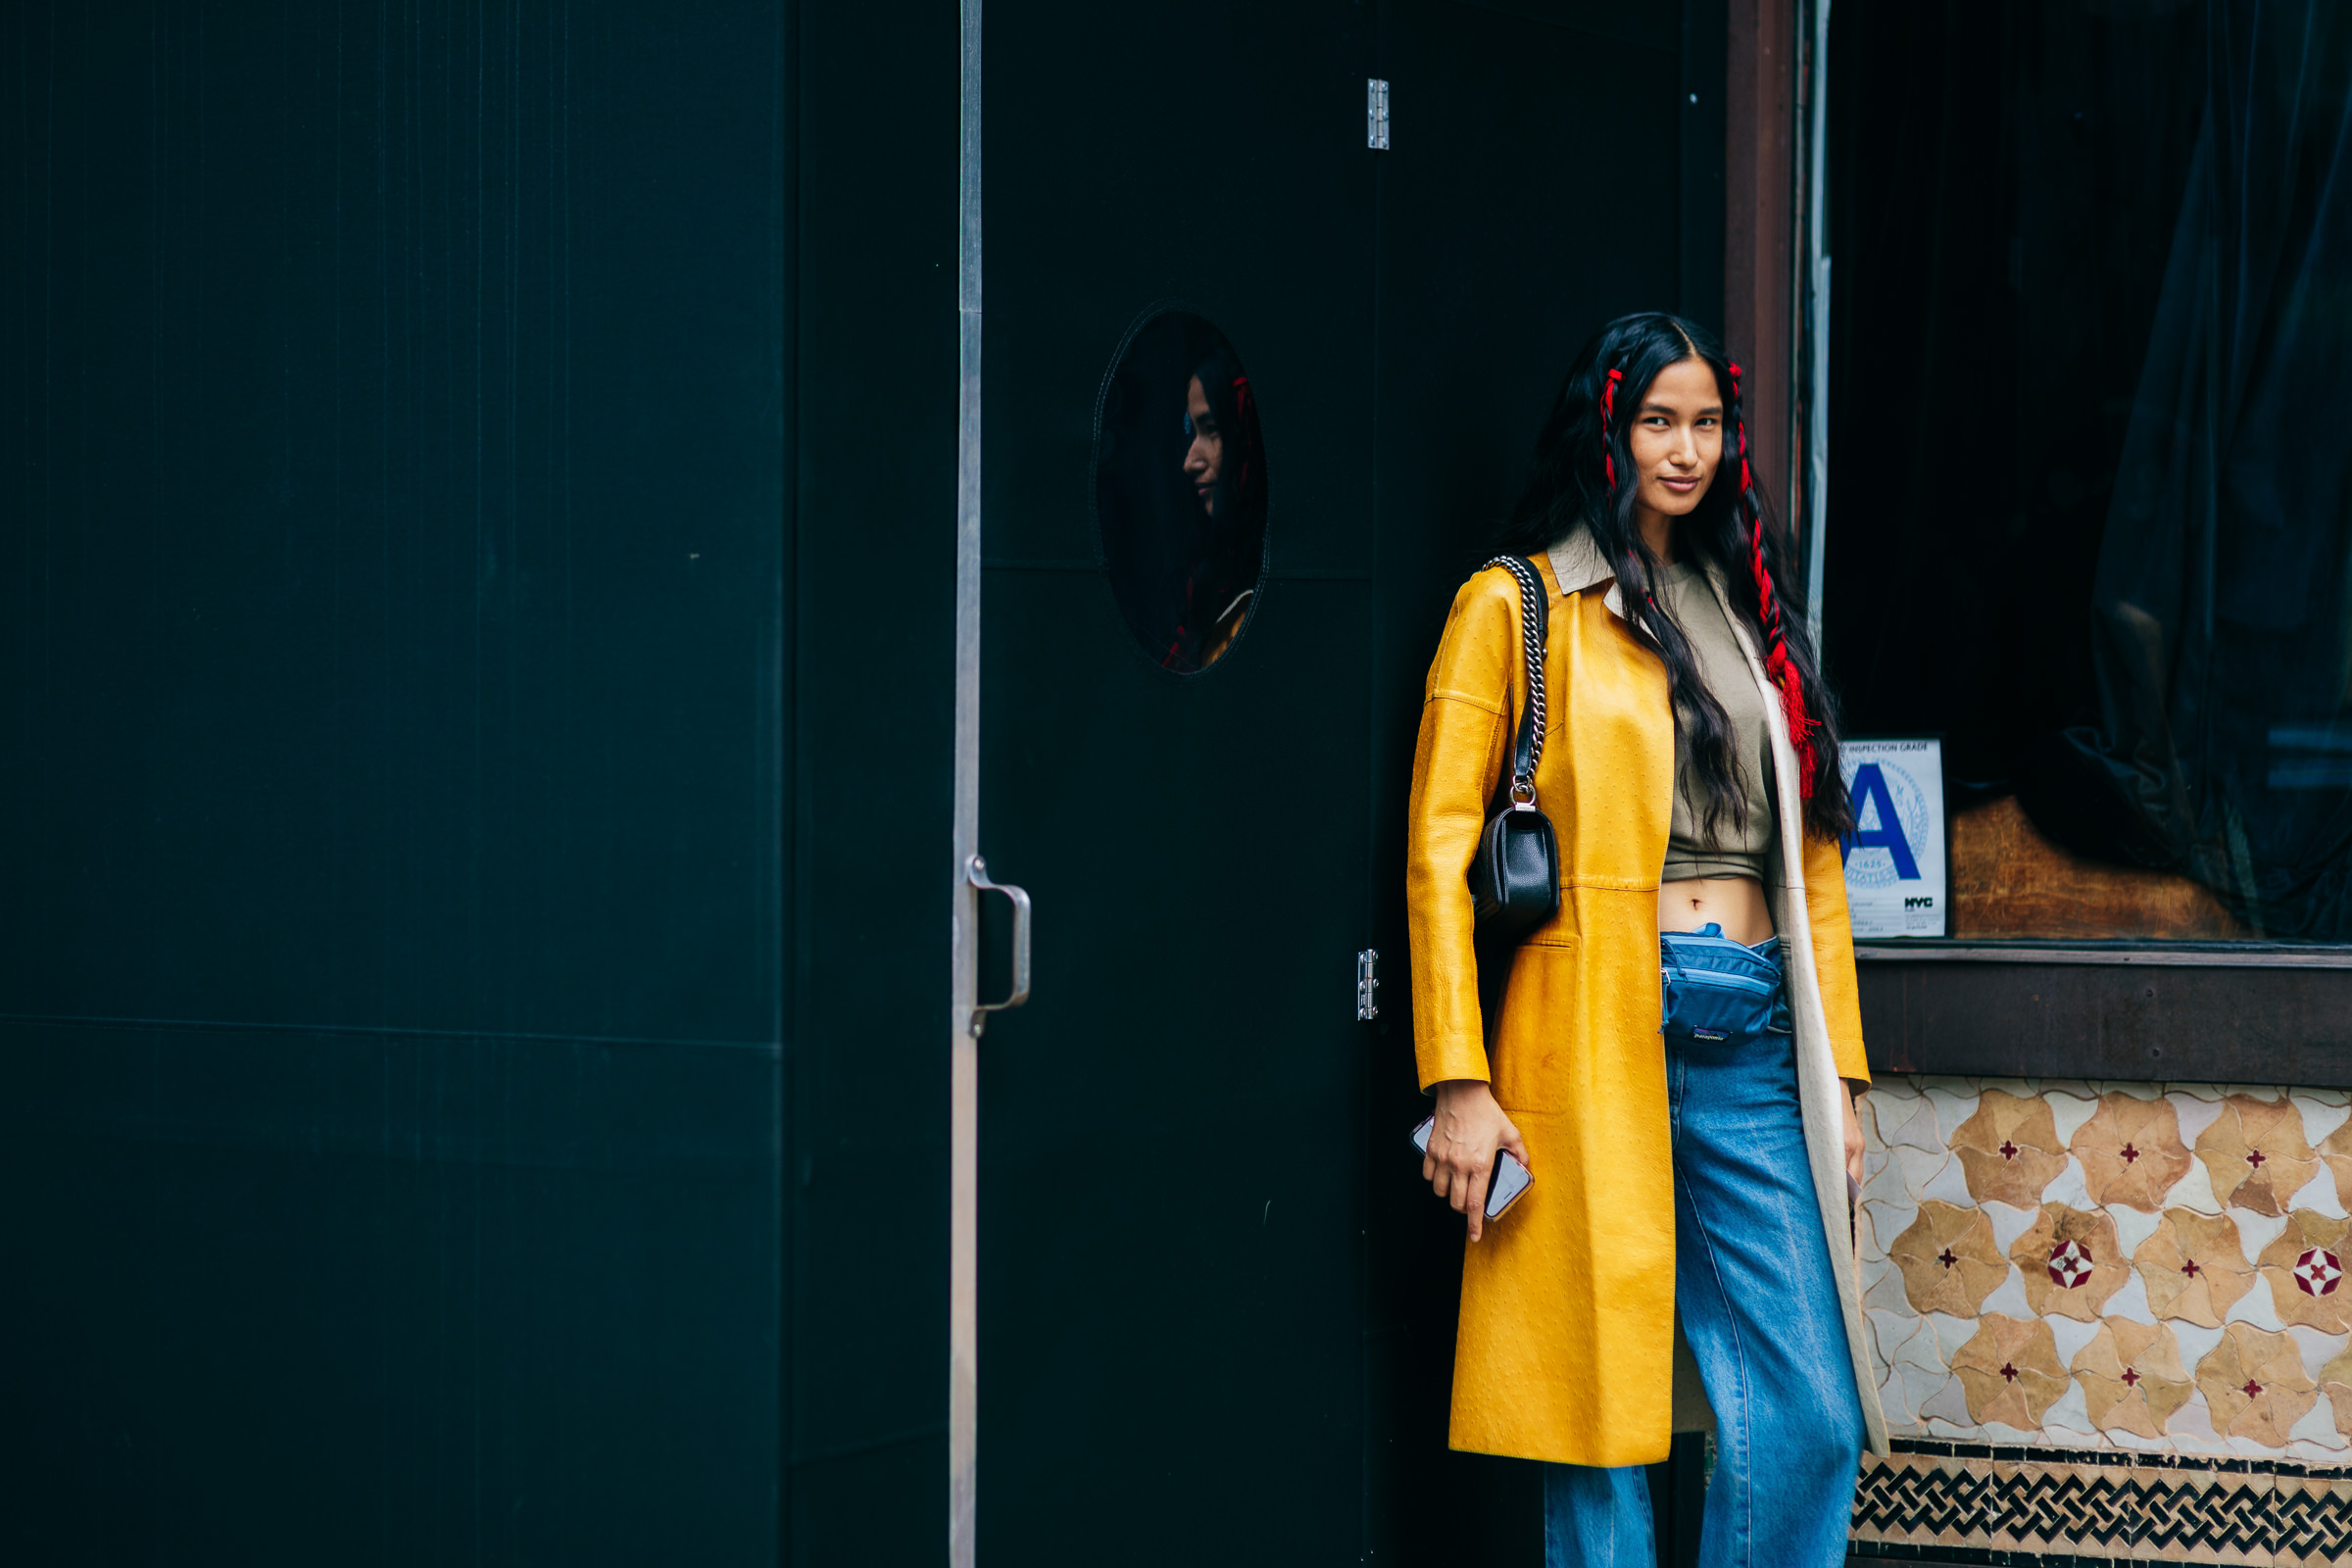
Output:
[1658,873,1774,946]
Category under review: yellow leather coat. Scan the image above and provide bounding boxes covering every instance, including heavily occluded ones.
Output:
[1405,525,1888,1467]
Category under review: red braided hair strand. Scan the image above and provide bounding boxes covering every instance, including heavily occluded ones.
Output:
[1599,368,1624,489]
[1726,361,1820,800]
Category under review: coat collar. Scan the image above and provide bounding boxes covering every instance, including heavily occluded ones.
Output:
[1547,522,1734,623]
[1544,523,1627,618]
[1546,522,1752,641]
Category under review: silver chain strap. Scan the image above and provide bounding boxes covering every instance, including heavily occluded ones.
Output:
[1482,556,1546,804]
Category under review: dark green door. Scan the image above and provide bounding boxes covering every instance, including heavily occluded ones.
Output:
[974,2,1724,1561]
[976,5,1379,1560]
[1360,2,1729,1563]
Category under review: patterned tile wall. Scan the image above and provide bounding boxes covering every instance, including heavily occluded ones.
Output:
[1851,1439,2352,1565]
[1858,1078,2352,1466]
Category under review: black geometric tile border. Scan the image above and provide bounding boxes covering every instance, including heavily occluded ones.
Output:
[1850,1439,2352,1565]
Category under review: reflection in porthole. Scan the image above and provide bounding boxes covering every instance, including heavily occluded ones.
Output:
[1095,310,1269,673]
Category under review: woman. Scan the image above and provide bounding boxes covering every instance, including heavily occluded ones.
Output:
[1406,312,1885,1567]
[1160,349,1266,671]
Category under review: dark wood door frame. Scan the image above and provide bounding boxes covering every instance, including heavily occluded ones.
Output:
[1726,0,1796,514]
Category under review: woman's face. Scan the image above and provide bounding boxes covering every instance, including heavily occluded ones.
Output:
[1624,356,1724,520]
[1184,375,1223,516]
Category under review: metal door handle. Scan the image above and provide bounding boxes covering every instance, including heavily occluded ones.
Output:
[967,855,1032,1032]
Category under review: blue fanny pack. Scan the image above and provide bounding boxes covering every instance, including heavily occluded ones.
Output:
[1659,923,1792,1044]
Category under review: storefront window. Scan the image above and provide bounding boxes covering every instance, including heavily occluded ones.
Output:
[1825,0,2352,942]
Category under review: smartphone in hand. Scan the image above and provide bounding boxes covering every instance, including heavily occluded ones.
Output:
[1412,1115,1533,1220]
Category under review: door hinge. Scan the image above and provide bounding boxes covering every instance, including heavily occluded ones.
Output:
[1366,78,1391,150]
[1356,949,1381,1021]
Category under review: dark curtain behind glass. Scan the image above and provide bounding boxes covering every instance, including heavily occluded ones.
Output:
[2033,1,2352,937]
[1825,0,2352,937]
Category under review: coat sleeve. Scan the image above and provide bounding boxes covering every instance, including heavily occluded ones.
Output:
[1406,570,1519,1093]
[1799,830,1873,1084]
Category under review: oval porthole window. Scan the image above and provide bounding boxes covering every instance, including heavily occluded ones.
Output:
[1094,309,1269,673]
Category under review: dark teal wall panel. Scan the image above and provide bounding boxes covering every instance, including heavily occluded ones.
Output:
[0,1021,780,1565]
[783,0,958,1556]
[1,0,785,1047]
[0,1,791,1561]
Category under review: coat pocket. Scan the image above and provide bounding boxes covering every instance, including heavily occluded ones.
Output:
[1485,935,1579,1113]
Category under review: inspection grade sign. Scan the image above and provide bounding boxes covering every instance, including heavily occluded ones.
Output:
[1838,737,1947,939]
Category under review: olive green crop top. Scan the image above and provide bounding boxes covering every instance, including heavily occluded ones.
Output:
[1657,560,1776,883]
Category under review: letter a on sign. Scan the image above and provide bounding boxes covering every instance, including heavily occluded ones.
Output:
[1838,739,1946,938]
[1842,762,1921,879]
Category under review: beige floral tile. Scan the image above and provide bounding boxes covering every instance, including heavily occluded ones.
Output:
[2139,1207,2260,1327]
[1953,1088,2070,1208]
[2045,1088,2104,1145]
[2040,1152,2096,1211]
[2168,1149,2231,1214]
[2288,1166,2349,1222]
[1863,1140,1943,1215]
[1860,1074,2352,1488]
[2197,1093,2322,1217]
[1921,1082,1983,1144]
[2320,1115,2352,1218]
[1871,1310,1953,1429]
[2012,1202,2131,1320]
[2323,1341,2352,1440]
[2073,1089,2194,1210]
[2111,1201,2166,1258]
[1880,1091,1944,1152]
[2254,1210,2352,1335]
[2073,1316,2193,1439]
[2303,1095,2352,1142]
[2286,1363,2347,1452]
[1887,1199,2009,1318]
[2169,1387,2228,1451]
[1953,1312,2069,1429]
[2042,1374,2102,1440]
[2196,1322,2320,1448]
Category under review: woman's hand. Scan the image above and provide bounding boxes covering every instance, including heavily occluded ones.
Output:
[1842,1081,1867,1188]
[1423,1079,1530,1243]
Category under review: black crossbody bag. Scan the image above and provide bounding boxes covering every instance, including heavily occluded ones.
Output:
[1466,556,1561,942]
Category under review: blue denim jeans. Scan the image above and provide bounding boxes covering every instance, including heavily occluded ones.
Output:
[1543,925,1863,1568]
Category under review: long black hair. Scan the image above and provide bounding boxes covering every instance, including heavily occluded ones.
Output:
[1494,311,1853,840]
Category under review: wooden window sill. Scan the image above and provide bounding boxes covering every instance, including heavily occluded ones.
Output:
[1858,940,2352,969]
[1856,943,2352,1088]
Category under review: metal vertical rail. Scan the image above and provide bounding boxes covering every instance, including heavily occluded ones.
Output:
[949,0,983,1560]
[1802,0,1833,649]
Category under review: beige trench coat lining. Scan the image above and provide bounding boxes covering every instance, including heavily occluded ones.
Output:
[1544,527,1890,1456]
